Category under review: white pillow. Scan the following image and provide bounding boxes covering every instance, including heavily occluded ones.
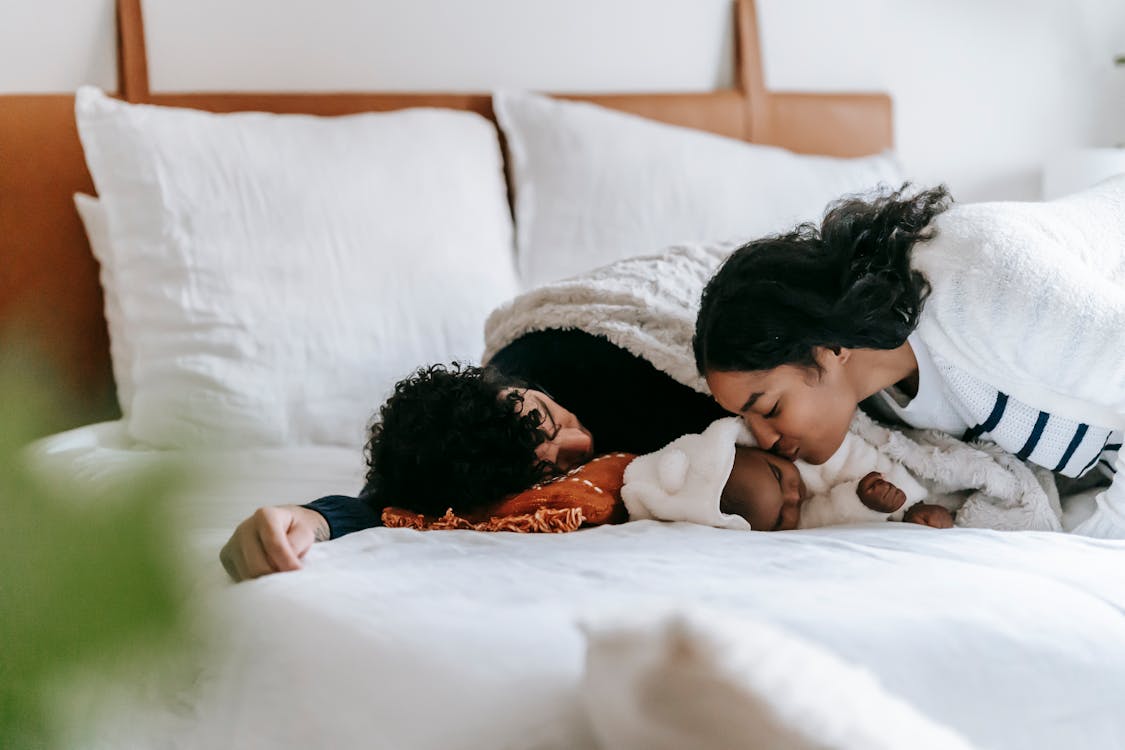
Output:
[74,192,134,418]
[582,608,973,750]
[75,87,518,448]
[494,91,904,288]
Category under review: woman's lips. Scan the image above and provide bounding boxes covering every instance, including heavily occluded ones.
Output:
[776,439,800,461]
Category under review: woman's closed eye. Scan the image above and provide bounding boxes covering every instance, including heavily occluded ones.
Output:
[765,402,779,419]
[527,407,544,428]
[530,401,560,439]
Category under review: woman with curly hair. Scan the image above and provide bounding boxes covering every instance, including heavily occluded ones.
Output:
[694,183,1124,539]
[221,328,729,580]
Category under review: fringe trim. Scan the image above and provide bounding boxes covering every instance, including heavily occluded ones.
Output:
[382,506,586,533]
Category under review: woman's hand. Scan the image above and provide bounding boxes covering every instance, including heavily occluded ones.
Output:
[219,505,329,581]
[903,502,954,529]
[857,472,907,514]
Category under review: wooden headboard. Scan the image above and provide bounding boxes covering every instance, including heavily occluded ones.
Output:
[0,0,892,428]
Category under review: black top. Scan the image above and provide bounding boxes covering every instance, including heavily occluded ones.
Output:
[304,329,728,538]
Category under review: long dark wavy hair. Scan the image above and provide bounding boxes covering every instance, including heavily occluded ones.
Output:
[361,363,555,518]
[694,184,952,374]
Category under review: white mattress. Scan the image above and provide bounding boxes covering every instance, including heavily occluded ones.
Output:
[32,422,1125,750]
[30,421,367,558]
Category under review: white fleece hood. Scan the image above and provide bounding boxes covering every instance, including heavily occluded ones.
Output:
[621,417,756,530]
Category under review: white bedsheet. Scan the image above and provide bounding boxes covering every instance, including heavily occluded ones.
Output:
[32,423,1125,750]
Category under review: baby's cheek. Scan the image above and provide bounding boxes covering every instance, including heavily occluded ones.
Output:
[780,501,801,531]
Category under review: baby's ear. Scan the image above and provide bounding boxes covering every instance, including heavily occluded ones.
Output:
[657,449,690,494]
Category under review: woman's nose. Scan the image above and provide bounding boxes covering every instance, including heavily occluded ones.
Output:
[554,428,594,470]
[743,413,779,451]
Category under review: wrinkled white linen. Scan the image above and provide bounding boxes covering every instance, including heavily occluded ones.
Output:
[198,521,1125,750]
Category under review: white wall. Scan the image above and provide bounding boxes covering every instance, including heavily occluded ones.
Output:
[759,0,1125,200]
[2,0,1123,201]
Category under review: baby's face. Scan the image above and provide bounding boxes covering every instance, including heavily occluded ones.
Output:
[720,446,808,531]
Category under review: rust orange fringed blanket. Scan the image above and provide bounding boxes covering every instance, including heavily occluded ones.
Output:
[382,453,635,533]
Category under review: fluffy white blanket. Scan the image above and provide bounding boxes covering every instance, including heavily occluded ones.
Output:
[484,241,733,395]
[484,242,1062,531]
[850,411,1061,531]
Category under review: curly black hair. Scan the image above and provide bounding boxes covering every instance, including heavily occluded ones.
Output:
[694,183,952,374]
[360,362,555,518]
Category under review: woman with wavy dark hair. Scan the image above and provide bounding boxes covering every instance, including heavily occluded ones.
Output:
[694,183,1124,538]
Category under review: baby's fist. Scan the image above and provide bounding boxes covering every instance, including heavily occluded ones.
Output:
[857,472,907,514]
[904,503,954,529]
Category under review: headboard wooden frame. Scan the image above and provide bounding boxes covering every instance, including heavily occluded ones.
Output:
[0,0,892,426]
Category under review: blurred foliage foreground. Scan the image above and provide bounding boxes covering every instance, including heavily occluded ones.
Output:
[0,351,193,749]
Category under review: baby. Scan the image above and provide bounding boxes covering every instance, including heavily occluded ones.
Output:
[622,417,953,531]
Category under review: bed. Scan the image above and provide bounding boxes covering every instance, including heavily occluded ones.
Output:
[28,420,1125,750]
[8,1,1125,748]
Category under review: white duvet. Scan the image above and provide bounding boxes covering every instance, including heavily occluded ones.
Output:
[33,423,1125,750]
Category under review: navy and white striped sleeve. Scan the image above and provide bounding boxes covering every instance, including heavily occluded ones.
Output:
[1096,435,1122,480]
[961,391,1119,479]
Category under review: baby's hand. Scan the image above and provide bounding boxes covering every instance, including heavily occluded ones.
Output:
[903,502,954,529]
[857,472,907,514]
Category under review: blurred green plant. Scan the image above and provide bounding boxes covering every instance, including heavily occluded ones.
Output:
[0,346,190,749]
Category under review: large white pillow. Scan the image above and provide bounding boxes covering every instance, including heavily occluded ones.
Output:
[494,90,904,288]
[75,87,518,448]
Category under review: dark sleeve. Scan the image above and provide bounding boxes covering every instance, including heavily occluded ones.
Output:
[488,329,730,455]
[302,495,382,540]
